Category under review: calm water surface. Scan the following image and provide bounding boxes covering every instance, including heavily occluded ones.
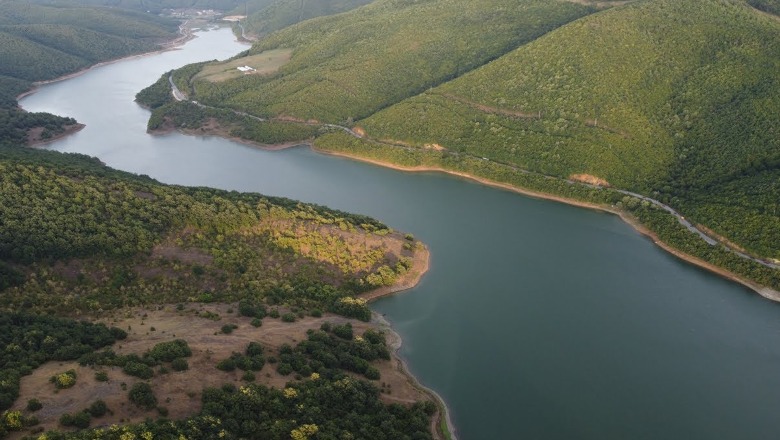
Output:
[21,28,780,440]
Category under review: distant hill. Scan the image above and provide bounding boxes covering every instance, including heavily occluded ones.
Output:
[26,0,247,14]
[241,0,376,37]
[189,0,598,123]
[0,1,179,148]
[0,1,178,105]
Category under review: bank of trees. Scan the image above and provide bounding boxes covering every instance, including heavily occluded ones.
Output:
[0,313,125,417]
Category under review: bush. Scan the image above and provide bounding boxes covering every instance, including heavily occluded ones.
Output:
[333,323,353,340]
[216,358,236,372]
[269,309,280,319]
[87,400,108,418]
[242,371,255,382]
[221,324,236,334]
[250,318,262,327]
[123,361,154,379]
[277,363,293,376]
[94,371,109,382]
[128,382,157,410]
[171,358,189,372]
[59,411,90,429]
[364,366,380,380]
[50,370,77,389]
[147,339,192,362]
[281,313,296,323]
[26,399,42,412]
[246,342,264,357]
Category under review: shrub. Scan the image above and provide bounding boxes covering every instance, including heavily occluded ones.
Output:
[123,361,154,379]
[94,371,109,382]
[281,313,296,323]
[216,358,236,372]
[242,371,255,382]
[171,358,189,372]
[246,342,264,357]
[50,370,77,389]
[87,400,108,418]
[26,399,42,412]
[250,318,262,327]
[365,366,381,380]
[147,339,192,362]
[59,411,90,429]
[128,383,157,410]
[221,324,236,334]
[333,323,353,340]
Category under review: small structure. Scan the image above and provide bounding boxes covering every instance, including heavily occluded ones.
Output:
[236,66,256,73]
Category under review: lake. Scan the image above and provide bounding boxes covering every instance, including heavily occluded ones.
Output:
[20,27,780,440]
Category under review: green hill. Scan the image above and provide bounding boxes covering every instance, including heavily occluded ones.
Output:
[242,0,375,37]
[0,145,417,316]
[347,0,780,259]
[188,0,598,123]
[26,0,247,14]
[152,0,780,288]
[0,146,431,438]
[0,1,177,97]
[0,1,179,148]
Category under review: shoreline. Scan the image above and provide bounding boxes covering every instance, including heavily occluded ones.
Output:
[311,146,780,302]
[148,126,310,151]
[15,24,197,105]
[361,245,430,302]
[373,313,456,440]
[27,123,85,147]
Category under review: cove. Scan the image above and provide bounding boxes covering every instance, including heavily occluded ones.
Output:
[20,27,780,440]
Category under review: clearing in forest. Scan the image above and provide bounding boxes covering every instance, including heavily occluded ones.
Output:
[195,49,292,82]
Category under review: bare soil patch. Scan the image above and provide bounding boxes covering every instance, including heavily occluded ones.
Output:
[9,304,428,439]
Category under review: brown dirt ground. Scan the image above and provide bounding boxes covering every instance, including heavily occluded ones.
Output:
[9,304,429,438]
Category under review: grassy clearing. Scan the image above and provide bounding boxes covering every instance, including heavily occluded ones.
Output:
[194,49,292,83]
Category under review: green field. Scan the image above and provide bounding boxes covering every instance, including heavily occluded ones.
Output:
[194,49,293,82]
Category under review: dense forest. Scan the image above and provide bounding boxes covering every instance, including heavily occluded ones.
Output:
[25,0,246,15]
[354,0,780,260]
[0,144,431,437]
[241,0,375,37]
[185,0,598,123]
[152,0,779,290]
[0,0,179,147]
[0,145,419,316]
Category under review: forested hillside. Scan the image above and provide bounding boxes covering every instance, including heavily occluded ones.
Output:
[0,144,432,438]
[26,0,246,14]
[151,0,780,289]
[0,145,419,316]
[242,0,375,37]
[187,0,597,123]
[352,0,780,260]
[0,1,179,148]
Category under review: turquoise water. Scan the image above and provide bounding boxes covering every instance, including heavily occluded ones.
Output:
[20,28,780,440]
